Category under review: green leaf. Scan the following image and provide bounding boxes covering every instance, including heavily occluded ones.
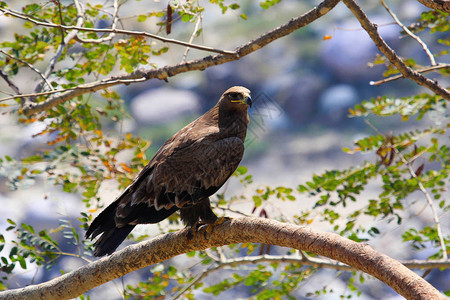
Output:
[253,195,262,207]
[260,0,281,9]
[235,166,247,175]
[18,257,27,269]
[23,22,34,29]
[181,14,193,22]
[137,15,147,22]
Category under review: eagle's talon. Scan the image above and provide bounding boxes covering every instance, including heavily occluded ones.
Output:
[186,221,208,239]
[203,217,232,239]
[186,228,194,240]
[217,216,232,225]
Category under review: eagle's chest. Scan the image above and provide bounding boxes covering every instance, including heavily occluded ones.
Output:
[217,115,248,141]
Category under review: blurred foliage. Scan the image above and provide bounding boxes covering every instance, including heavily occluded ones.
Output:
[0,0,449,298]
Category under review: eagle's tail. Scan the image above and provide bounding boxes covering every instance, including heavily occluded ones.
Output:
[91,225,135,257]
[85,199,135,256]
[86,198,178,256]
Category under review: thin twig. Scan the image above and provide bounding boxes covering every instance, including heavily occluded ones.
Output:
[171,253,450,299]
[204,248,220,262]
[380,0,436,66]
[0,7,234,55]
[364,119,447,260]
[0,89,72,102]
[54,0,66,42]
[182,15,202,62]
[217,246,227,262]
[342,0,450,100]
[0,50,54,91]
[370,63,450,86]
[396,150,448,260]
[0,69,21,95]
[32,1,85,94]
[170,268,210,300]
[0,77,148,103]
[170,254,353,300]
[215,206,253,217]
[75,0,119,44]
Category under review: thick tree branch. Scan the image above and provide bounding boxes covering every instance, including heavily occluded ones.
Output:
[0,218,446,300]
[19,0,340,116]
[415,0,450,13]
[342,0,450,100]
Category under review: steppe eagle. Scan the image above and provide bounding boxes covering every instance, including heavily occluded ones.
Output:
[86,86,252,256]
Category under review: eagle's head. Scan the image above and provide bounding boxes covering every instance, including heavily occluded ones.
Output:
[221,86,252,109]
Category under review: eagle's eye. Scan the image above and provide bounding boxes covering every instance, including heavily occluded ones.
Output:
[228,92,241,100]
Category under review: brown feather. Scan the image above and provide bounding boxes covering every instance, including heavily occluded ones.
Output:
[86,86,251,256]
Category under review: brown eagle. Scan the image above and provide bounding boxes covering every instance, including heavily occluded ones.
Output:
[86,86,252,256]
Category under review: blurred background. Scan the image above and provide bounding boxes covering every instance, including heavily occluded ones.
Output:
[0,0,448,299]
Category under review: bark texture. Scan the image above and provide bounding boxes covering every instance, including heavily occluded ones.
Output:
[416,0,450,13]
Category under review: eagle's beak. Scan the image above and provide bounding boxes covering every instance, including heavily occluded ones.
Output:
[245,94,252,108]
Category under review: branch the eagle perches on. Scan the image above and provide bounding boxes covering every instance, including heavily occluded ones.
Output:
[0,218,446,300]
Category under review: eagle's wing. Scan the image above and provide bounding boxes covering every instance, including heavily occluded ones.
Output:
[114,123,244,227]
